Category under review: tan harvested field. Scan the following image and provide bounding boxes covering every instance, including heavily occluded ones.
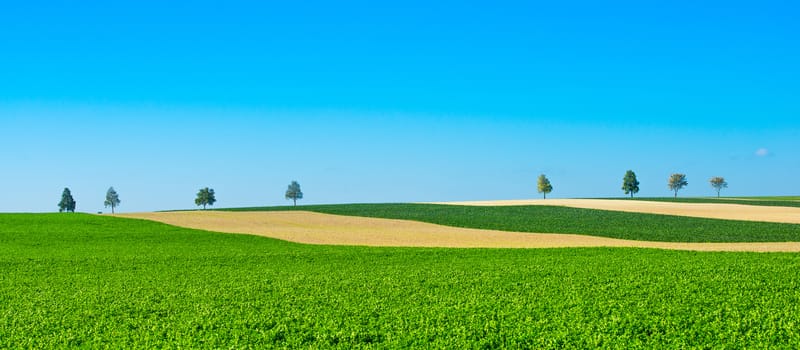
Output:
[430,199,800,224]
[118,210,800,252]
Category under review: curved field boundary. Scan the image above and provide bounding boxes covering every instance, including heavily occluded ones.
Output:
[430,199,800,224]
[603,197,800,208]
[223,203,800,242]
[119,211,800,252]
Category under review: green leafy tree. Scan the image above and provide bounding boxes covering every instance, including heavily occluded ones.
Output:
[104,187,120,214]
[537,174,553,199]
[285,181,303,206]
[195,187,217,210]
[667,174,688,198]
[709,177,728,198]
[621,170,640,198]
[58,187,76,213]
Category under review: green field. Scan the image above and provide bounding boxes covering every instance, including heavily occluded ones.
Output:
[2,213,800,348]
[224,203,800,242]
[734,196,800,201]
[601,197,800,208]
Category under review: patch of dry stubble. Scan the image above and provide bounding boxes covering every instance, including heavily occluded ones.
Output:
[430,199,800,224]
[118,211,800,252]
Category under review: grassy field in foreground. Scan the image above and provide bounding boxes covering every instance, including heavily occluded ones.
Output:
[225,203,800,242]
[2,213,800,348]
[603,197,800,208]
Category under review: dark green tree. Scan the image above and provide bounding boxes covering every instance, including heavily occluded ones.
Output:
[537,174,553,199]
[285,181,303,206]
[709,177,728,198]
[195,187,216,210]
[58,187,76,212]
[104,187,120,214]
[667,174,688,198]
[621,170,640,198]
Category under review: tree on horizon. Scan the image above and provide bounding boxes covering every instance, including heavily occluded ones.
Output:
[537,174,553,199]
[667,174,688,198]
[285,181,303,206]
[710,177,728,198]
[621,170,640,198]
[195,187,217,210]
[104,187,120,214]
[58,187,76,213]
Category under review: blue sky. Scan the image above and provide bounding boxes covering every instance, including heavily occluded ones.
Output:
[1,0,798,212]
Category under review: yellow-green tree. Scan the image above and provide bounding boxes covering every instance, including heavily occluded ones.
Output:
[709,177,728,198]
[667,174,688,198]
[537,174,553,199]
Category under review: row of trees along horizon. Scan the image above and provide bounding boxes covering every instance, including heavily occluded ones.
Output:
[57,181,304,213]
[56,173,728,213]
[536,172,727,199]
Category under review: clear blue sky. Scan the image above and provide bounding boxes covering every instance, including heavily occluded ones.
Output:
[1,0,798,212]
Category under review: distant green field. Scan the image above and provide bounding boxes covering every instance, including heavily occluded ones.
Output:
[225,203,800,242]
[2,213,800,348]
[732,196,800,201]
[603,197,800,208]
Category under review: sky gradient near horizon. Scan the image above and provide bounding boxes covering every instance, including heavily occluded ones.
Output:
[1,0,798,213]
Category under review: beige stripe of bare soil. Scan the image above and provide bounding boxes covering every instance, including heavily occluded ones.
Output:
[430,199,800,224]
[118,199,800,252]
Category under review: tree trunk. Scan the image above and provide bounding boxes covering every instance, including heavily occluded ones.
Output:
[293,198,297,206]
[203,203,207,210]
[111,205,115,214]
[674,190,677,198]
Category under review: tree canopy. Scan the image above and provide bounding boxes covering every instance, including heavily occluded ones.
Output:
[621,170,640,198]
[709,177,728,198]
[104,187,120,214]
[667,174,688,198]
[195,187,217,210]
[285,181,303,206]
[537,174,553,199]
[58,188,76,213]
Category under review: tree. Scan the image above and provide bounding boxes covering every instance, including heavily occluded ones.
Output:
[195,187,216,210]
[621,170,640,198]
[667,174,688,198]
[537,174,553,199]
[58,187,76,213]
[285,181,303,206]
[104,187,120,214]
[709,177,728,198]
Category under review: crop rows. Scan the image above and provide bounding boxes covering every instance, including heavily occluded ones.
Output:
[2,213,800,347]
